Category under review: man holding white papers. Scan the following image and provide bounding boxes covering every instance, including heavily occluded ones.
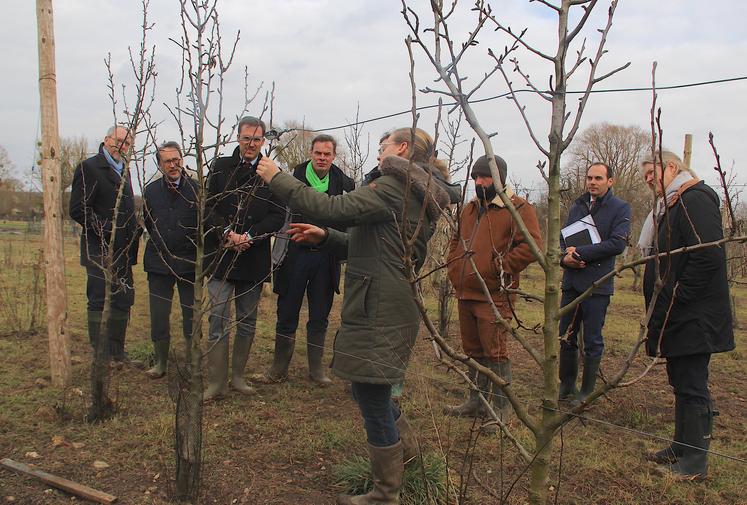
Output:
[558,162,631,404]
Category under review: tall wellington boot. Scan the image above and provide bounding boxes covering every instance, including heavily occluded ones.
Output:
[146,339,170,379]
[493,359,513,423]
[230,335,256,394]
[203,337,229,401]
[87,310,103,351]
[307,330,332,385]
[395,413,419,465]
[647,398,685,464]
[444,358,488,417]
[336,442,404,505]
[263,332,296,383]
[109,309,130,363]
[576,355,601,403]
[658,404,713,481]
[558,347,579,402]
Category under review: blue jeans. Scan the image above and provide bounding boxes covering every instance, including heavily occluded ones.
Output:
[559,290,610,358]
[351,382,401,447]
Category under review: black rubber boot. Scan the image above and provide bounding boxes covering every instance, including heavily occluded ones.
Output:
[307,330,332,385]
[109,309,130,364]
[87,310,103,351]
[558,347,579,402]
[146,339,170,379]
[660,404,713,480]
[647,398,684,464]
[576,355,601,403]
[263,332,296,383]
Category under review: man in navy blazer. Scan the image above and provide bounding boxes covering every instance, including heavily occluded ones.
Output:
[558,162,631,404]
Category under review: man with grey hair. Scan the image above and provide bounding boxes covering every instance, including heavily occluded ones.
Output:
[639,150,734,480]
[203,116,285,400]
[142,141,199,378]
[70,125,141,365]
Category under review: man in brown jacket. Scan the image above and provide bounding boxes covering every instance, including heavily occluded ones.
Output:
[445,154,543,422]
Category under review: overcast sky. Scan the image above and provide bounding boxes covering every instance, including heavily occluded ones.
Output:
[3,0,746,197]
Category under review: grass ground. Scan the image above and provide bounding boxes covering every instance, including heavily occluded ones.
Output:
[0,228,745,504]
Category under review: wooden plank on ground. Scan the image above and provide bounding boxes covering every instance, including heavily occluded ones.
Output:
[0,458,117,504]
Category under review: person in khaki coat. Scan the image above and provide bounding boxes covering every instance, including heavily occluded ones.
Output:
[445,154,543,423]
[258,127,450,505]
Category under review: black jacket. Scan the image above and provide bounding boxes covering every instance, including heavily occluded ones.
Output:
[643,182,735,358]
[204,147,285,282]
[143,175,199,276]
[69,144,141,267]
[273,162,355,295]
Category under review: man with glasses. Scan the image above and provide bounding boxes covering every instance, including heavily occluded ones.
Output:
[264,134,355,385]
[70,125,141,365]
[142,141,199,379]
[203,116,285,400]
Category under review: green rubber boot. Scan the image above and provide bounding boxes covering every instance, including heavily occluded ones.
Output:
[204,337,229,401]
[146,340,170,379]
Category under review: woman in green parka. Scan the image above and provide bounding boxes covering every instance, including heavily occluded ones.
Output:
[257,128,451,505]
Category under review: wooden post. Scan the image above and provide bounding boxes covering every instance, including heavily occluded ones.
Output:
[36,0,71,387]
[683,133,693,170]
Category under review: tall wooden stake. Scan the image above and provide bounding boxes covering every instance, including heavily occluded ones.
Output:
[683,133,693,170]
[37,0,71,387]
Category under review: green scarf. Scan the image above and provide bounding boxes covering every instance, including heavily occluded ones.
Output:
[305,161,329,193]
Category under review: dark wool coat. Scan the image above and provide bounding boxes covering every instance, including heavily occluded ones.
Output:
[204,147,286,283]
[273,162,355,296]
[643,181,735,358]
[142,175,199,276]
[69,144,141,267]
[269,155,451,384]
[561,189,631,295]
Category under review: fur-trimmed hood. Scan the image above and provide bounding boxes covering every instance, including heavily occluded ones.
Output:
[378,155,451,221]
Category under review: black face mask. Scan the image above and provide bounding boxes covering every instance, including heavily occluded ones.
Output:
[476,183,497,203]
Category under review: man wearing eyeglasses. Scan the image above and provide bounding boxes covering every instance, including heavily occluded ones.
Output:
[203,116,285,400]
[263,134,355,386]
[70,125,142,366]
[142,141,199,379]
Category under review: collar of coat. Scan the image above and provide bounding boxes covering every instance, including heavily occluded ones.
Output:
[471,185,515,207]
[378,155,451,221]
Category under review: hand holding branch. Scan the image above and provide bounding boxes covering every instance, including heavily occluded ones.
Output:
[256,157,280,184]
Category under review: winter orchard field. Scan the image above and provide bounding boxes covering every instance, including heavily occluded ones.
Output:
[0,224,745,504]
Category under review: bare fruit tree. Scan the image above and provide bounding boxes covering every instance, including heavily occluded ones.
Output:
[400,1,636,503]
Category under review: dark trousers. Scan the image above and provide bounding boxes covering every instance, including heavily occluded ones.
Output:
[276,249,335,337]
[666,354,711,406]
[559,289,610,358]
[351,382,402,447]
[147,272,195,342]
[85,263,135,312]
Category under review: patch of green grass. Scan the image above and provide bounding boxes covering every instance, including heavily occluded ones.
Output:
[334,452,449,505]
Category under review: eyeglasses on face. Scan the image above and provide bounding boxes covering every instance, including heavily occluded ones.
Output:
[378,141,402,154]
[162,157,182,166]
[239,136,264,144]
